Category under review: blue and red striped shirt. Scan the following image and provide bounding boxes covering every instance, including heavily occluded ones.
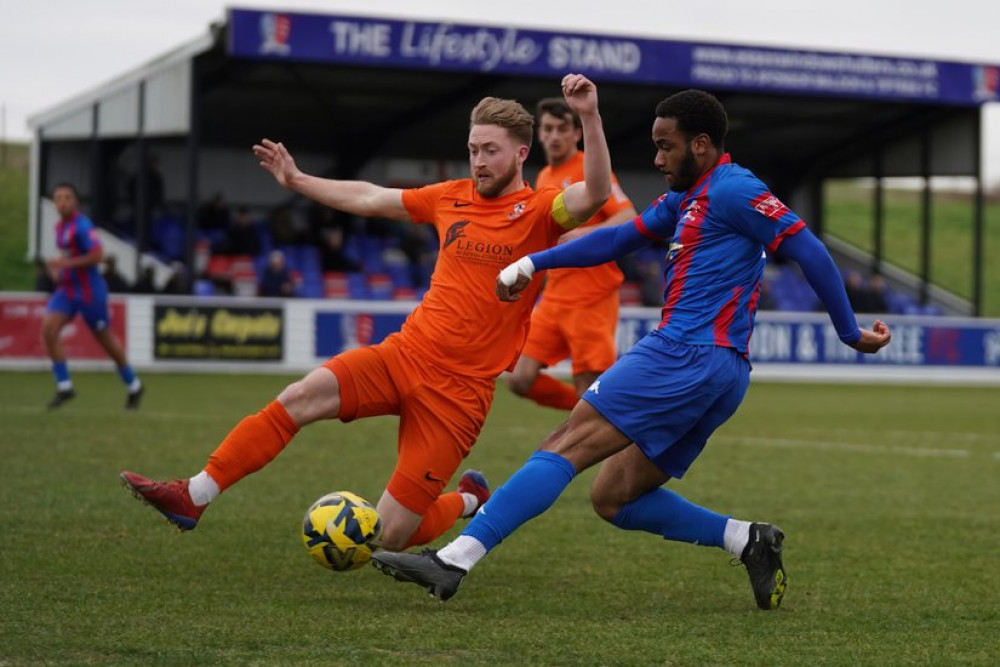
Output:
[55,213,107,303]
[634,154,805,354]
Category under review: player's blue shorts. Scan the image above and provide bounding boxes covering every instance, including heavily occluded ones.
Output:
[47,288,111,331]
[581,330,751,478]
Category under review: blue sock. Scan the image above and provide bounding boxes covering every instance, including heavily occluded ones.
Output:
[52,360,71,385]
[462,451,576,552]
[611,487,728,548]
[117,364,136,386]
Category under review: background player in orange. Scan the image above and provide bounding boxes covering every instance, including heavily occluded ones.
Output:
[121,73,613,552]
[507,98,638,411]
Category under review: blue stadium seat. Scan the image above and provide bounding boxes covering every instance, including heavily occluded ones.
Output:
[152,215,186,260]
[347,272,369,299]
[297,245,322,271]
[368,273,394,300]
[299,274,324,298]
[386,264,413,288]
[193,279,215,297]
[256,223,273,256]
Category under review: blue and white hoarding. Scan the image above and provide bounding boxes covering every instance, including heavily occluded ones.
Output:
[229,7,1000,105]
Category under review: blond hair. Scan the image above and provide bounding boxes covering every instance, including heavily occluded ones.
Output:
[470,97,534,147]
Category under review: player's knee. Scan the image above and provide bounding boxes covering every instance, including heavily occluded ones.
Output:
[590,486,623,523]
[42,319,60,343]
[507,373,532,396]
[278,368,341,424]
[277,379,307,409]
[277,380,319,424]
[376,521,411,552]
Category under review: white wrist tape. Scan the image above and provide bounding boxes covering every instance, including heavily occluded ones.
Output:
[499,256,536,287]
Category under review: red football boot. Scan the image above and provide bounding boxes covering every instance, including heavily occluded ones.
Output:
[120,470,204,531]
[457,469,491,516]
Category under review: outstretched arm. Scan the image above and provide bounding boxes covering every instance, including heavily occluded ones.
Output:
[497,219,650,301]
[776,229,891,353]
[252,139,411,221]
[557,205,639,244]
[558,74,612,225]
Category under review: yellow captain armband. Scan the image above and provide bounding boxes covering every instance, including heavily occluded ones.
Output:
[551,192,583,230]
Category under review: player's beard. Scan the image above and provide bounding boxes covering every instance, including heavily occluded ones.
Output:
[475,158,519,199]
[668,145,699,192]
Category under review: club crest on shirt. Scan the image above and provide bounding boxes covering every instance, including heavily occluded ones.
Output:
[680,201,701,224]
[750,193,790,221]
[507,202,526,220]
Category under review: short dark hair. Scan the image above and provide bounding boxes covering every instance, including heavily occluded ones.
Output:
[52,182,79,198]
[655,90,728,148]
[536,97,581,130]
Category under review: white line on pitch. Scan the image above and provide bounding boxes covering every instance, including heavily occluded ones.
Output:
[803,427,1000,444]
[717,436,971,459]
[0,406,221,421]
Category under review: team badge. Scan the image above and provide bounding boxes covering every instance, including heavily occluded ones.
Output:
[259,13,291,55]
[507,203,526,220]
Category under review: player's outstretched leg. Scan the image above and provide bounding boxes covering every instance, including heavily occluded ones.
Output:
[120,471,205,531]
[737,523,788,610]
[371,549,467,601]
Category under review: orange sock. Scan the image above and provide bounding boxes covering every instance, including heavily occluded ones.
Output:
[525,373,578,411]
[402,492,465,549]
[204,401,300,491]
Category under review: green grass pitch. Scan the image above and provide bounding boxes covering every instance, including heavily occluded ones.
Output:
[2,371,999,665]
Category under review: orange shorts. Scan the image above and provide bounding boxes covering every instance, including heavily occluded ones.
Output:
[324,333,495,515]
[520,291,619,375]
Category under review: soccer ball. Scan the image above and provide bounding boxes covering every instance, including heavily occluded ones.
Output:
[301,491,382,571]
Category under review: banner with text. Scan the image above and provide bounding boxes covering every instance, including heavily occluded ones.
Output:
[314,306,1000,368]
[0,296,127,360]
[617,311,1000,367]
[154,305,284,361]
[229,8,999,105]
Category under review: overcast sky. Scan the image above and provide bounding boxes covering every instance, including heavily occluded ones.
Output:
[3,0,999,180]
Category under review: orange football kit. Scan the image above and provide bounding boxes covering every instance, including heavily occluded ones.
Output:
[205,180,578,548]
[519,151,634,408]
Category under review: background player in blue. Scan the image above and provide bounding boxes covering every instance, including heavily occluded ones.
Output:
[44,183,144,409]
[372,90,892,610]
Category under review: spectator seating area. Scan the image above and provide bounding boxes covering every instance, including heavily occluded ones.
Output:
[144,210,943,314]
[763,262,943,315]
[190,219,431,301]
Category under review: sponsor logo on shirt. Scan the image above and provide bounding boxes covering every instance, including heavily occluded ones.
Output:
[443,220,471,249]
[443,220,515,266]
[750,193,790,221]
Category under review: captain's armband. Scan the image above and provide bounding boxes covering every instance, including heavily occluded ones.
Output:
[551,192,582,230]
